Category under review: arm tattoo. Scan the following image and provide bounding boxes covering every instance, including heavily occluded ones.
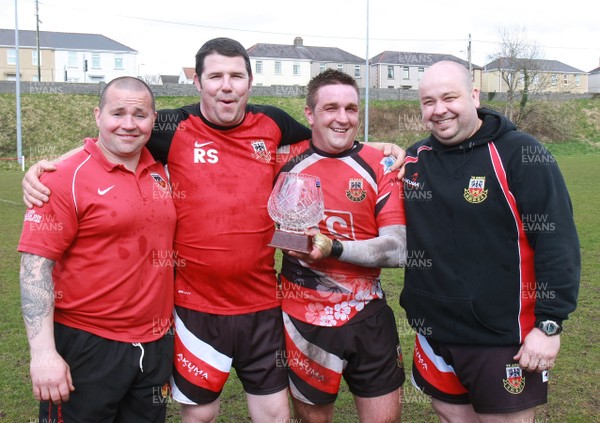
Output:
[20,253,55,340]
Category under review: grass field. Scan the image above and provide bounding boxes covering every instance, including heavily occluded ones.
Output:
[0,150,598,422]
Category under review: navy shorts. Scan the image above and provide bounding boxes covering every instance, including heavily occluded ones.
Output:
[40,322,174,423]
[171,306,288,405]
[284,304,405,405]
[411,334,549,414]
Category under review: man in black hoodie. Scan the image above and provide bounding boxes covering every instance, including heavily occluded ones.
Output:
[400,60,580,422]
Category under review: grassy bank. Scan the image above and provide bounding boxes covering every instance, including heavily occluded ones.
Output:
[1,95,599,164]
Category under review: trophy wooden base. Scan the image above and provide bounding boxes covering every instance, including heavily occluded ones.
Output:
[269,230,313,254]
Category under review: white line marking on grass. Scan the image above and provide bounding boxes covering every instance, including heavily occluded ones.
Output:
[0,198,21,206]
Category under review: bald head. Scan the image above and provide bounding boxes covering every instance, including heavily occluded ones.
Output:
[99,77,155,112]
[420,61,473,96]
[418,61,481,146]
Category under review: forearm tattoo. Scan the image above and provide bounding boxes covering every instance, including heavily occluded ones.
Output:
[20,253,55,340]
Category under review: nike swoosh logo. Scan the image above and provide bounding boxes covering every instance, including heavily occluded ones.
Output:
[97,185,115,195]
[194,141,214,148]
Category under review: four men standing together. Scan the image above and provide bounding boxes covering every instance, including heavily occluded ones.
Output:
[19,38,580,423]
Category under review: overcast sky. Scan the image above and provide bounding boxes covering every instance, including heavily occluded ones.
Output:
[2,0,599,76]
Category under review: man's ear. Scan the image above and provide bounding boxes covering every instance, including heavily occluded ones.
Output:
[304,105,314,126]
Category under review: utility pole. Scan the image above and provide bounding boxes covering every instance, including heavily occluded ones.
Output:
[15,0,23,166]
[468,33,472,75]
[35,0,41,81]
[364,0,370,142]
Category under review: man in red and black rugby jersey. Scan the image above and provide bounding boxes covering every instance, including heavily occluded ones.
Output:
[153,38,310,422]
[22,38,406,422]
[274,69,407,423]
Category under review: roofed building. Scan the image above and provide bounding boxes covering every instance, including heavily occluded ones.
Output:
[481,58,587,93]
[0,28,137,83]
[368,51,482,90]
[247,37,367,87]
[586,60,600,93]
[178,67,194,84]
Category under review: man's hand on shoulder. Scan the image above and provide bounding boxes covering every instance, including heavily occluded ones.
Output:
[22,145,84,208]
[364,141,406,179]
[23,160,56,208]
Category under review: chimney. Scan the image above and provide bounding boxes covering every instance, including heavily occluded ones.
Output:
[294,37,303,47]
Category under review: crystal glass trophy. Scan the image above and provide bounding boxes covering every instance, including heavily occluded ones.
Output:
[267,172,325,253]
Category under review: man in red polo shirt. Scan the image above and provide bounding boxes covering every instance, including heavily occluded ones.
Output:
[18,76,176,422]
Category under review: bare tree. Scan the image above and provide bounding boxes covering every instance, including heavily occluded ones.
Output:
[139,74,162,85]
[487,25,545,125]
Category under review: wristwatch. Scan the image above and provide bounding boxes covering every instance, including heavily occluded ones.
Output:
[536,320,562,336]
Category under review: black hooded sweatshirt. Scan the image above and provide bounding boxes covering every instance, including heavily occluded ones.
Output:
[400,107,580,345]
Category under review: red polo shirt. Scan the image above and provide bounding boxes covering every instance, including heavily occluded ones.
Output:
[18,138,177,343]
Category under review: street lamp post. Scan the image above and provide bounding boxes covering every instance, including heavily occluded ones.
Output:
[364,0,370,142]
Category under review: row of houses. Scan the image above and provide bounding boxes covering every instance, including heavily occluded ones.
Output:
[2,29,599,93]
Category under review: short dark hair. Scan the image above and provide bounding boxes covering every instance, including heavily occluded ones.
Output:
[306,69,359,110]
[195,37,252,79]
[99,76,155,111]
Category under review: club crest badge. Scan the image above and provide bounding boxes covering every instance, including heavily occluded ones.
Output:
[346,178,367,202]
[150,172,169,191]
[251,140,271,163]
[463,176,488,203]
[503,364,526,394]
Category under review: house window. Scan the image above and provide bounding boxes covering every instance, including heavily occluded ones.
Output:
[551,74,557,86]
[519,72,525,85]
[255,61,263,74]
[563,74,568,85]
[293,64,301,76]
[354,65,361,78]
[533,74,539,85]
[319,63,326,73]
[418,67,424,80]
[7,49,16,65]
[92,54,101,69]
[274,61,282,75]
[575,74,581,86]
[387,66,394,79]
[68,52,77,68]
[402,66,409,79]
[32,51,41,66]
[337,64,343,71]
[114,55,123,70]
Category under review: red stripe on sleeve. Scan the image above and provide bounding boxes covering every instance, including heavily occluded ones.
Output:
[487,143,536,342]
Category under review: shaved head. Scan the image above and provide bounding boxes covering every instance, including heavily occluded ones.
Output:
[99,77,155,112]
[418,61,481,146]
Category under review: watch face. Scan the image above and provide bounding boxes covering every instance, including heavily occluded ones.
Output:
[540,320,560,335]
